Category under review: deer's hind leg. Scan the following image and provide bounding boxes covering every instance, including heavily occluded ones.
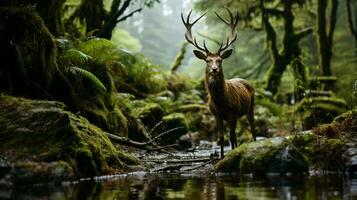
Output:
[246,99,256,141]
[229,118,238,149]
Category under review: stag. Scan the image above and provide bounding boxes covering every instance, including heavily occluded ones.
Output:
[181,8,256,158]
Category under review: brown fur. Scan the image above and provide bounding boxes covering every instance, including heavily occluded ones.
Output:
[181,8,254,158]
[204,56,256,158]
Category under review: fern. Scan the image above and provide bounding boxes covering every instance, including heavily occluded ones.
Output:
[63,49,92,65]
[70,66,107,92]
[76,38,118,63]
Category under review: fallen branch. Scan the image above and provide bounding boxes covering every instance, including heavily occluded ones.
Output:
[182,158,219,171]
[143,157,212,164]
[105,126,184,152]
[151,164,191,172]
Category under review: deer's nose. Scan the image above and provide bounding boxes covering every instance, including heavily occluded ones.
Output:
[212,66,218,72]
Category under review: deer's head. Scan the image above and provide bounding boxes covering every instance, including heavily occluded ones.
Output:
[181,8,238,78]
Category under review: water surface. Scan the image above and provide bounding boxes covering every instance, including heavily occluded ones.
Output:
[11,173,357,200]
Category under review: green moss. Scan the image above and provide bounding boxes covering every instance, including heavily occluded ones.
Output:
[291,59,308,101]
[58,48,128,136]
[333,108,357,124]
[255,98,281,116]
[131,101,164,129]
[296,96,348,128]
[310,138,345,171]
[167,73,196,97]
[215,137,309,173]
[176,104,207,112]
[117,50,167,94]
[0,95,138,178]
[170,42,188,73]
[309,76,337,83]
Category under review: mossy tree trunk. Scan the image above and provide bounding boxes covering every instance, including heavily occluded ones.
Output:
[317,0,338,76]
[170,42,188,73]
[264,0,312,94]
[68,0,143,39]
[291,59,308,102]
[36,0,66,36]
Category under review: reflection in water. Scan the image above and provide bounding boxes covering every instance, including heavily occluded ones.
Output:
[11,173,357,200]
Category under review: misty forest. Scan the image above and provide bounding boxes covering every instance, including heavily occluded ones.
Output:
[1,0,357,199]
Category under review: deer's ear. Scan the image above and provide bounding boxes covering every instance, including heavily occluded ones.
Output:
[221,49,233,59]
[193,50,206,60]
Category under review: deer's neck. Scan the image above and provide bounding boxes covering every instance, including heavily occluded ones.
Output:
[205,72,226,105]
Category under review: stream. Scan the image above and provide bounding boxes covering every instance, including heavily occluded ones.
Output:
[4,141,357,200]
[8,173,357,199]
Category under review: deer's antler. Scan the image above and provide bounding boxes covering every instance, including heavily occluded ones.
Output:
[181,10,209,54]
[215,7,238,53]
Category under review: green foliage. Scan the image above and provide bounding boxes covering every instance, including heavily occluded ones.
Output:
[117,50,167,94]
[296,96,348,113]
[69,66,107,92]
[77,38,119,63]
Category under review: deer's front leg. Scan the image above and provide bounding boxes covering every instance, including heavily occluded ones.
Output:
[229,118,238,149]
[215,116,224,158]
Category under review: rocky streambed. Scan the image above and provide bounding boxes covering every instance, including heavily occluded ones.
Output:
[0,94,356,199]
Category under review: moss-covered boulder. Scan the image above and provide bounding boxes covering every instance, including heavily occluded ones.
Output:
[0,95,137,182]
[215,137,309,174]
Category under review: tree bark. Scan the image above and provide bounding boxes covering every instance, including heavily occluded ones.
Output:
[97,0,133,39]
[36,0,66,36]
[347,0,357,41]
[317,0,338,76]
[265,0,299,95]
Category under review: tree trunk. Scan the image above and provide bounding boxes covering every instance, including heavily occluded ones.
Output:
[36,0,66,36]
[317,0,338,76]
[266,0,297,94]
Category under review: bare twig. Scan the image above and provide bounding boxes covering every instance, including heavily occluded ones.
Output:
[151,164,191,172]
[105,127,184,152]
[143,157,212,164]
[117,8,143,23]
[182,158,219,171]
[148,121,163,135]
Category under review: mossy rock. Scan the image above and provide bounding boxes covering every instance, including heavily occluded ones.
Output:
[215,137,309,174]
[0,95,137,181]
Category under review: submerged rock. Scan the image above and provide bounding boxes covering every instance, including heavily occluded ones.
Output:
[0,95,137,183]
[215,137,309,174]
